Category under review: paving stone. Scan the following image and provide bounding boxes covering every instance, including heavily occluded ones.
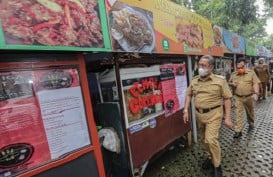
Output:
[143,96,273,177]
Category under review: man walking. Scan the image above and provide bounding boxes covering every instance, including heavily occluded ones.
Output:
[268,58,273,95]
[254,58,270,100]
[183,55,233,177]
[229,58,260,138]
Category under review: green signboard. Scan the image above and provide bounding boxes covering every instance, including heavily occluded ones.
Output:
[0,0,111,51]
[245,40,257,56]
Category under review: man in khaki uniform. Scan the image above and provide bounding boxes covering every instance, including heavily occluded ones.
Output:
[254,58,270,99]
[183,55,233,177]
[229,58,260,138]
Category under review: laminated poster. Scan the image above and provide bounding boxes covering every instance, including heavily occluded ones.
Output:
[160,64,180,117]
[0,68,90,176]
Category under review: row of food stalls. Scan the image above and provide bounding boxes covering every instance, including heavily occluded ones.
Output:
[0,0,272,177]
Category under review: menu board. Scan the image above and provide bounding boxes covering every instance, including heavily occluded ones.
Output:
[120,66,163,132]
[0,0,111,51]
[160,63,188,117]
[106,0,213,55]
[119,63,188,133]
[0,68,90,176]
[160,65,179,117]
[173,64,188,109]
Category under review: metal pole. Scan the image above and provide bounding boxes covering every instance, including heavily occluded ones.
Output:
[187,55,197,143]
[114,56,134,177]
[233,54,236,71]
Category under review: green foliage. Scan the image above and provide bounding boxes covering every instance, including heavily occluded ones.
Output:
[262,34,273,50]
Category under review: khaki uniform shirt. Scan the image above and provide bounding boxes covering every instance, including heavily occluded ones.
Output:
[229,69,260,96]
[254,65,270,82]
[186,74,232,109]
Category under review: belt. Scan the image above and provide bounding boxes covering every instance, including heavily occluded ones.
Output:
[195,105,221,114]
[235,93,252,98]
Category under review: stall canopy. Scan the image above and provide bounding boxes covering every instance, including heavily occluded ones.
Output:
[256,45,267,57]
[211,25,224,56]
[106,0,215,55]
[222,28,246,54]
[266,49,271,58]
[246,40,258,56]
[0,0,111,51]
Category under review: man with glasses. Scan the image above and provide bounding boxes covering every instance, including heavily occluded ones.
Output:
[183,55,233,177]
[229,57,260,138]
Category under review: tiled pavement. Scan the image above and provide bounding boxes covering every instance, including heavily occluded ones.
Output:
[143,96,273,177]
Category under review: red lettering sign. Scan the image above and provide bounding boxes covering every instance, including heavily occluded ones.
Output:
[129,94,162,114]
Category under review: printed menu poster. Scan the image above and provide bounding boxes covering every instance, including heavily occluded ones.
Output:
[35,69,91,159]
[160,64,179,117]
[173,64,187,109]
[0,68,91,176]
[0,71,51,176]
[120,65,164,129]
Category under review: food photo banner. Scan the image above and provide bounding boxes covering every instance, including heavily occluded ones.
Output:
[222,28,246,54]
[266,49,271,58]
[0,0,111,51]
[106,0,213,55]
[246,40,257,56]
[256,45,267,57]
[211,25,224,56]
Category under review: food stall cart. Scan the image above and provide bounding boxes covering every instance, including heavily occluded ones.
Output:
[87,0,220,176]
[0,0,111,176]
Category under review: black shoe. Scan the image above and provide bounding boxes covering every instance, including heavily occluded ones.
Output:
[248,124,254,130]
[263,97,266,100]
[202,158,213,170]
[233,132,242,138]
[214,165,223,177]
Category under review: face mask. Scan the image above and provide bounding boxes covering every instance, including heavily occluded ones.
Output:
[198,68,209,77]
[237,68,245,74]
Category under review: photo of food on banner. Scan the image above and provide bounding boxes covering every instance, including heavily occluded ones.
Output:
[109,1,156,52]
[0,72,34,101]
[0,0,104,47]
[175,16,204,49]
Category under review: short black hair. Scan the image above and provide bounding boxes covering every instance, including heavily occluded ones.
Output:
[236,57,246,63]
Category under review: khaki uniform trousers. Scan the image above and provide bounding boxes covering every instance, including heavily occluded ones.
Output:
[234,96,255,132]
[196,107,223,167]
[260,82,267,98]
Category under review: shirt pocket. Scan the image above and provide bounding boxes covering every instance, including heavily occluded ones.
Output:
[209,83,221,96]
